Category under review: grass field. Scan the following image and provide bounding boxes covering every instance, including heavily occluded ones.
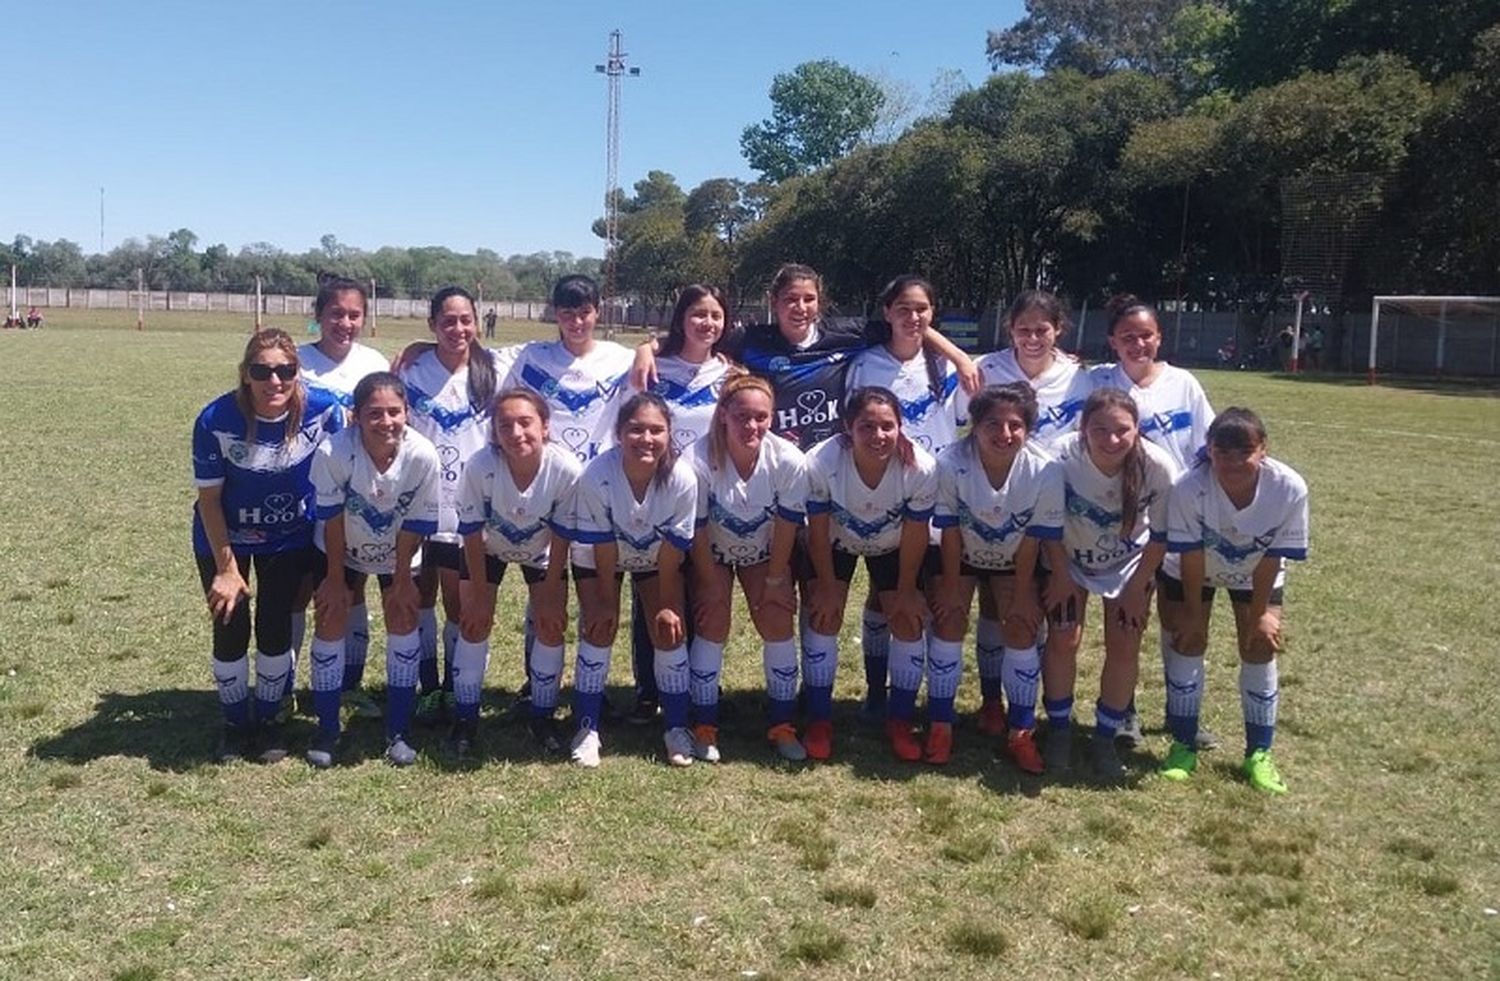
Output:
[2,312,1498,979]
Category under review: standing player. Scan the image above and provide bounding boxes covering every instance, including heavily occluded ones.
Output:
[1159,408,1309,794]
[1043,389,1178,780]
[931,384,1065,773]
[306,372,440,768]
[689,374,809,762]
[454,389,580,755]
[192,329,344,762]
[804,388,938,762]
[297,277,390,718]
[568,393,698,768]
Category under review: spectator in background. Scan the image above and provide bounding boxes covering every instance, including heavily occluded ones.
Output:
[1305,325,1324,371]
[26,306,42,328]
[483,307,498,339]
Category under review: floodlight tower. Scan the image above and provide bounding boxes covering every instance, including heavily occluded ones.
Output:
[596,28,640,337]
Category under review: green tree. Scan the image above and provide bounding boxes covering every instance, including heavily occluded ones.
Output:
[987,0,1194,76]
[741,60,885,182]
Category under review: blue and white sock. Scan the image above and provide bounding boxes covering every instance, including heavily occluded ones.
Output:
[886,634,925,721]
[1163,643,1204,747]
[254,650,292,725]
[1240,660,1279,754]
[212,656,251,728]
[418,607,439,693]
[528,639,564,716]
[976,616,1004,700]
[343,603,370,691]
[654,645,691,729]
[689,637,724,726]
[1095,700,1128,741]
[763,638,798,725]
[1001,644,1041,730]
[573,641,612,732]
[451,638,488,723]
[801,628,839,721]
[288,610,306,692]
[309,636,344,737]
[386,629,421,739]
[1045,695,1074,732]
[441,620,460,692]
[926,635,962,724]
[861,609,889,706]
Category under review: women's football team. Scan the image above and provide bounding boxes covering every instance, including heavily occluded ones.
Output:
[192,270,1308,793]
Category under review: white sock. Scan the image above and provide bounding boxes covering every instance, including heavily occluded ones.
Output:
[255,651,293,704]
[653,645,690,695]
[452,638,489,708]
[975,616,1003,682]
[387,630,421,689]
[418,607,438,663]
[888,635,926,694]
[926,635,962,700]
[529,640,564,710]
[689,637,725,707]
[212,656,249,705]
[861,609,890,661]
[442,620,460,664]
[763,638,798,702]
[801,628,839,688]
[1163,644,1204,720]
[1000,645,1040,713]
[1240,660,1279,729]
[574,641,612,695]
[346,602,370,674]
[310,636,344,693]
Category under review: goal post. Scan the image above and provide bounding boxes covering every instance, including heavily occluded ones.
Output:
[1366,295,1500,383]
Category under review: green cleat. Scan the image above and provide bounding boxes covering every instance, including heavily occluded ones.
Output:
[1242,748,1288,795]
[415,689,449,724]
[341,688,383,720]
[1159,741,1198,782]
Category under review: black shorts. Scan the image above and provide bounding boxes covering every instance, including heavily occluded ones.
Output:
[423,540,463,572]
[1156,570,1284,607]
[460,553,551,587]
[831,548,902,592]
[310,549,395,591]
[960,559,1017,583]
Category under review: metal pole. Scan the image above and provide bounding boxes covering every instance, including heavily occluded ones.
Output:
[1436,299,1448,375]
[255,275,263,333]
[1367,298,1380,384]
[1291,291,1306,374]
[1075,297,1088,357]
[369,278,377,337]
[9,264,16,320]
[136,268,144,331]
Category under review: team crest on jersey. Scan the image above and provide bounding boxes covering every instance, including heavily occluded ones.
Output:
[768,356,791,371]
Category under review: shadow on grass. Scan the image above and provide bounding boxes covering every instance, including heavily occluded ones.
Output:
[1267,370,1500,398]
[30,688,228,771]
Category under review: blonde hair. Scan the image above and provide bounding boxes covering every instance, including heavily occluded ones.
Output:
[236,328,305,449]
[707,370,771,471]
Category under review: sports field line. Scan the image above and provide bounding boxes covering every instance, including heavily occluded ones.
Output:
[1271,416,1500,447]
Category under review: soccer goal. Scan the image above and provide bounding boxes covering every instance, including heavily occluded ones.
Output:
[1365,296,1500,382]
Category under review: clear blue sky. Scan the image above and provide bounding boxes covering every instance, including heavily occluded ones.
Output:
[10,0,1023,259]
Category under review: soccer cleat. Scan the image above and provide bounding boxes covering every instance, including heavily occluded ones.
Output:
[886,719,923,763]
[767,722,808,762]
[215,725,252,763]
[447,719,477,758]
[385,735,418,767]
[977,697,1008,737]
[691,724,722,763]
[257,724,289,765]
[1195,725,1223,751]
[664,727,696,767]
[924,721,954,765]
[1242,749,1288,795]
[1042,729,1073,773]
[803,719,834,761]
[305,731,338,770]
[1114,710,1144,749]
[626,696,659,726]
[342,688,382,719]
[528,717,564,755]
[1007,729,1045,775]
[1091,737,1128,782]
[415,689,449,724]
[570,727,602,768]
[1159,741,1198,782]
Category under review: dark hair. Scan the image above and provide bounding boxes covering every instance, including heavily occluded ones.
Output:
[489,388,552,451]
[428,285,496,413]
[1104,293,1157,334]
[314,276,368,318]
[1081,388,1147,538]
[236,328,305,449]
[552,275,600,310]
[614,391,678,487]
[352,371,406,414]
[1206,407,1268,455]
[966,383,1038,448]
[842,386,917,471]
[770,264,822,303]
[1007,289,1070,337]
[880,273,948,402]
[660,284,729,360]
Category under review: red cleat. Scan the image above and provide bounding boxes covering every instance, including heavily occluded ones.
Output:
[803,719,834,761]
[886,719,923,762]
[924,721,954,765]
[977,697,1008,737]
[1007,728,1045,775]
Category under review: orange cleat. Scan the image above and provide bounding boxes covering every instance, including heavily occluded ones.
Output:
[977,697,1008,737]
[924,721,954,765]
[767,722,807,762]
[802,719,834,761]
[1007,728,1045,775]
[886,719,924,762]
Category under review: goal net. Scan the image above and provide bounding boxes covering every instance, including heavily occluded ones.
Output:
[1366,296,1500,381]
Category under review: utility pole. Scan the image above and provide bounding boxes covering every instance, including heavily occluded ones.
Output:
[595,28,640,339]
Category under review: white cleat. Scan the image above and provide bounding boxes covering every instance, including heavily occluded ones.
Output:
[664,726,696,767]
[570,727,602,768]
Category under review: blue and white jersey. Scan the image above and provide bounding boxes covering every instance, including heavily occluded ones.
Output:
[298,341,389,409]
[1165,457,1309,590]
[689,432,808,568]
[1089,362,1212,472]
[456,442,581,570]
[630,354,730,456]
[848,345,967,456]
[977,349,1093,452]
[1052,432,1178,597]
[805,436,938,557]
[191,385,345,555]
[504,339,634,463]
[934,440,1063,571]
[570,448,698,573]
[311,426,441,575]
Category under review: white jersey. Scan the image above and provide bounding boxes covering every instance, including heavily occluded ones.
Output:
[1052,432,1178,597]
[977,348,1093,452]
[504,339,634,463]
[805,436,938,557]
[1165,457,1309,590]
[1089,362,1212,472]
[571,448,698,573]
[456,442,581,569]
[398,349,500,542]
[690,432,809,567]
[847,346,967,456]
[934,440,1064,571]
[311,426,441,575]
[298,341,390,409]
